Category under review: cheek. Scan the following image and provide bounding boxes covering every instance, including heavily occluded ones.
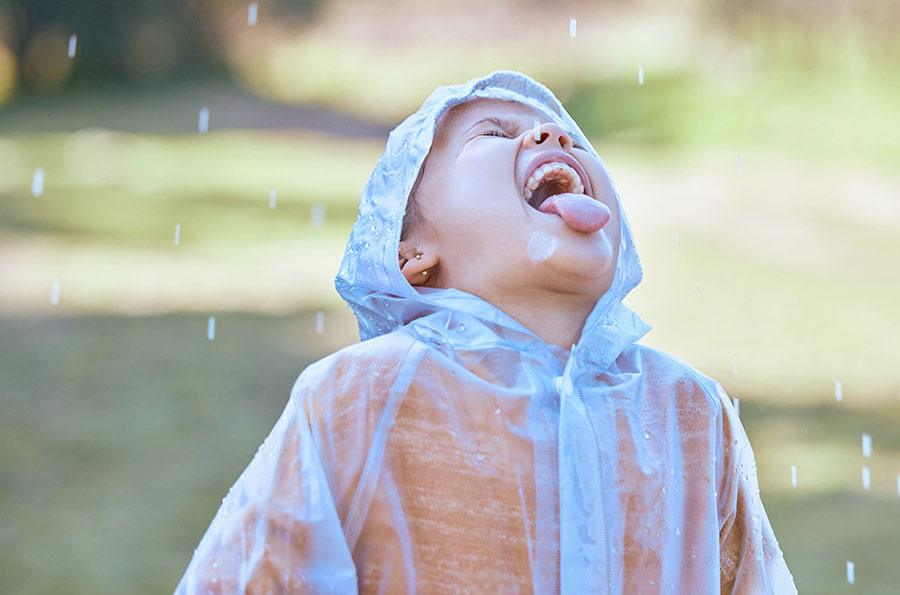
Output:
[449,154,518,217]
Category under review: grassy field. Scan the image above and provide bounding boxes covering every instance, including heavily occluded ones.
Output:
[2,122,898,593]
[2,3,900,591]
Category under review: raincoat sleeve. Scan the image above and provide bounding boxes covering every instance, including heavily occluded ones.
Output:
[174,371,358,595]
[714,383,797,594]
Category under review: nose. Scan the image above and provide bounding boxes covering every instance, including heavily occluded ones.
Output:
[524,121,573,152]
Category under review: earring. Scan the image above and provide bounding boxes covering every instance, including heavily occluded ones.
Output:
[422,270,429,276]
[415,254,422,260]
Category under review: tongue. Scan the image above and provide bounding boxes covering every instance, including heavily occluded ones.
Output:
[538,193,611,232]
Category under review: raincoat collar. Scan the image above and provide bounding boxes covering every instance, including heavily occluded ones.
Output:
[335,71,650,371]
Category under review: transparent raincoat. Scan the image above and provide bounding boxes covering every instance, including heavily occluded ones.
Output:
[176,71,797,594]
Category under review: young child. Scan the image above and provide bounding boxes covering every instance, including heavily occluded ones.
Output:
[176,71,797,594]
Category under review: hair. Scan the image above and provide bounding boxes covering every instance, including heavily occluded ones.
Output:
[400,162,427,242]
[399,103,468,242]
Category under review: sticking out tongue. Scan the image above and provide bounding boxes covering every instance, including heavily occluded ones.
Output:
[538,193,611,232]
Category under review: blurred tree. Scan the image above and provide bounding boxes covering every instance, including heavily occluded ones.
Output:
[0,0,322,94]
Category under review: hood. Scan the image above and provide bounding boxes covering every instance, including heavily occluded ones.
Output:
[335,70,650,371]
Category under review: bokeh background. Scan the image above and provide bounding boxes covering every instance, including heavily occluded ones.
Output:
[1,0,898,592]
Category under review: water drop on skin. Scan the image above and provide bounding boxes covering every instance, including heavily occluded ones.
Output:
[526,229,558,263]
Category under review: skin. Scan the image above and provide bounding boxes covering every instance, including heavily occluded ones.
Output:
[398,98,621,348]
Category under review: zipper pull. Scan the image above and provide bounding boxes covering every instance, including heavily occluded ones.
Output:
[555,344,578,397]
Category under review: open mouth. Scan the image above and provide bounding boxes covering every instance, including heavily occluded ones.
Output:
[522,162,586,210]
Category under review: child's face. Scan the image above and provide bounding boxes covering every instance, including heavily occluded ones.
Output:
[401,98,620,308]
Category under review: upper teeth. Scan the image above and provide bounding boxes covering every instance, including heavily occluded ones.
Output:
[523,162,585,200]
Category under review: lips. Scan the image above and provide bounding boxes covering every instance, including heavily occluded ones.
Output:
[520,151,593,204]
[518,151,611,233]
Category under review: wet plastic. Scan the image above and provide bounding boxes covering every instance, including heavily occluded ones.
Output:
[176,71,796,594]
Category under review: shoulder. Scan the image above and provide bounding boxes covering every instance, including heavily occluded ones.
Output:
[617,343,731,415]
[289,330,423,417]
[295,331,418,388]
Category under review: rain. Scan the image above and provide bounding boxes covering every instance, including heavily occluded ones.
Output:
[1,1,898,592]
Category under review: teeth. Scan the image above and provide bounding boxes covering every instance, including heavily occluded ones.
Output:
[522,162,585,201]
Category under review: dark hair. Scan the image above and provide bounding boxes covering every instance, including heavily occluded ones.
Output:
[400,103,467,241]
[400,157,428,241]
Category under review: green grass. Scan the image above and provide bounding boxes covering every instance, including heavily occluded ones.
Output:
[0,310,357,594]
[3,12,900,588]
[3,125,899,591]
[2,311,898,593]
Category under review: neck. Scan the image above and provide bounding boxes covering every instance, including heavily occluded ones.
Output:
[489,290,596,349]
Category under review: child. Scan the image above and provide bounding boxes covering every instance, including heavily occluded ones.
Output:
[176,71,797,594]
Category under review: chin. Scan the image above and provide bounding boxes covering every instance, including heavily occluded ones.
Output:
[543,240,616,289]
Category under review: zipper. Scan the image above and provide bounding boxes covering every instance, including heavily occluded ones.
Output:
[576,384,613,595]
[532,355,561,595]
[557,347,613,595]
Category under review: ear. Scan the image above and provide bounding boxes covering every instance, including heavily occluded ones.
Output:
[398,240,440,286]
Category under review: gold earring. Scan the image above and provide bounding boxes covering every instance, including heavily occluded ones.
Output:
[415,254,422,260]
[422,270,428,276]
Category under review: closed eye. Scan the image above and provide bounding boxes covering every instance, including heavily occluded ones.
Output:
[480,129,513,139]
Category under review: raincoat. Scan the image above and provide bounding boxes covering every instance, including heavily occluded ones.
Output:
[176,71,797,594]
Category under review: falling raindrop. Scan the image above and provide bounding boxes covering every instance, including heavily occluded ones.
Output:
[734,396,740,417]
[207,316,216,341]
[569,18,577,38]
[834,379,842,402]
[50,280,60,305]
[316,310,325,334]
[790,465,797,487]
[31,168,44,196]
[198,107,210,133]
[694,287,700,297]
[846,561,855,585]
[248,2,258,26]
[862,433,872,458]
[862,467,871,491]
[174,224,181,246]
[311,204,326,228]
[269,188,277,209]
[68,35,77,58]
[638,66,644,85]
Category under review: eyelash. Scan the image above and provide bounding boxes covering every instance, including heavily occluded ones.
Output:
[480,129,513,139]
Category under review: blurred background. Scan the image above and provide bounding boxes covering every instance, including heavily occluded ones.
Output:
[1,0,898,592]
